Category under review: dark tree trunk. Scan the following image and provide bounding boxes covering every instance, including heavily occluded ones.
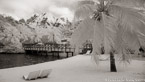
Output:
[110,52,117,72]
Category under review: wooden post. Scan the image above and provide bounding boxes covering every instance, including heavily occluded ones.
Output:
[72,52,73,56]
[57,52,60,58]
[46,51,48,55]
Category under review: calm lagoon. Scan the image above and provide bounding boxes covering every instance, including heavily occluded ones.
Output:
[0,54,63,69]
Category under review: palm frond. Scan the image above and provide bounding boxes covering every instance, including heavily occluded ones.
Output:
[78,0,95,6]
[111,0,145,8]
[91,52,100,65]
[109,5,145,35]
[91,20,104,54]
[74,4,96,21]
[138,33,145,47]
[90,13,117,55]
[114,26,141,54]
[90,13,117,65]
[102,13,117,53]
[70,17,95,53]
[119,52,132,65]
[114,26,135,64]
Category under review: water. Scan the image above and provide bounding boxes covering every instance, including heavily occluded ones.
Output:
[0,54,63,69]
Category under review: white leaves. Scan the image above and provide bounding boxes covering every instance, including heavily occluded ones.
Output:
[138,34,145,47]
[102,13,117,53]
[78,0,95,6]
[74,0,101,21]
[92,20,104,54]
[91,13,116,54]
[91,52,100,64]
[73,0,145,59]
[70,17,95,53]
[111,0,145,8]
[115,26,140,54]
[109,5,145,54]
[119,52,132,64]
[75,4,96,21]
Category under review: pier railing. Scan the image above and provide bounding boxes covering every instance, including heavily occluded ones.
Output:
[79,43,92,54]
[23,44,75,58]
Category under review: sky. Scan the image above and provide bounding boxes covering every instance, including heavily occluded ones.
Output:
[0,0,80,21]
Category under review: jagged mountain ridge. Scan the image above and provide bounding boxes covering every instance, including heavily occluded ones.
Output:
[27,13,71,28]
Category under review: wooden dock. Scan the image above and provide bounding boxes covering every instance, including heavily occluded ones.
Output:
[23,44,75,58]
[79,43,92,54]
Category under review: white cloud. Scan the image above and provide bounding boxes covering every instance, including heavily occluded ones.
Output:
[0,0,79,21]
[49,5,74,21]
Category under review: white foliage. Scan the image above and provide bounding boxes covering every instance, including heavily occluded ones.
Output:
[75,4,96,20]
[70,17,95,53]
[111,0,145,8]
[72,0,145,64]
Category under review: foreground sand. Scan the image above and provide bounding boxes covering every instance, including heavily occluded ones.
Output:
[0,55,145,82]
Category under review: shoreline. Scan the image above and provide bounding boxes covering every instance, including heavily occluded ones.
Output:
[0,53,67,69]
[0,50,25,54]
[0,52,25,54]
[0,55,145,82]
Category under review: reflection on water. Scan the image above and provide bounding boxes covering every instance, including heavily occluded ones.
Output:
[0,54,63,69]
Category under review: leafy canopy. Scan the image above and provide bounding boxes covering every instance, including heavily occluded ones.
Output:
[71,0,145,62]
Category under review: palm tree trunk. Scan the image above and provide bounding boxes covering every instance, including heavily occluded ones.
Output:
[110,52,117,72]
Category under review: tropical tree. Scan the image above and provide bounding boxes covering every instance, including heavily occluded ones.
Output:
[71,0,145,72]
[19,19,25,24]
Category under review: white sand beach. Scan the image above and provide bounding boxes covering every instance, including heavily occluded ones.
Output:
[0,55,145,82]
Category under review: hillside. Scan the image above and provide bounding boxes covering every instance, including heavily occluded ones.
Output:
[0,13,73,53]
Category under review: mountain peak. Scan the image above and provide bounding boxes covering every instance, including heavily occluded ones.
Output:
[27,12,71,28]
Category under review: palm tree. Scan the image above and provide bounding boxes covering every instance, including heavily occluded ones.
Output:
[71,0,145,72]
